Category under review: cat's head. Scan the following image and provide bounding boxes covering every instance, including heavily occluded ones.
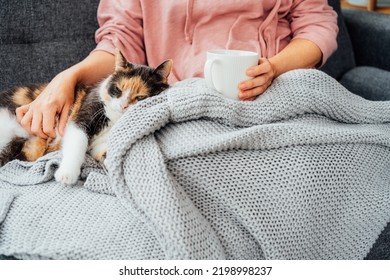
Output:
[100,49,172,113]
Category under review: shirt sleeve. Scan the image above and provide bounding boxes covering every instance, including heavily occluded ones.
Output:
[288,0,339,66]
[93,0,146,65]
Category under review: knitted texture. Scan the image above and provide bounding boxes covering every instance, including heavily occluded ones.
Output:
[1,69,390,259]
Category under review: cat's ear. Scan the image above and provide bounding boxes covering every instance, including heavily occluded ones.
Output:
[115,49,134,71]
[153,60,173,83]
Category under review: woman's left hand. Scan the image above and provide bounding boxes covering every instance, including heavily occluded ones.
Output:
[238,58,276,101]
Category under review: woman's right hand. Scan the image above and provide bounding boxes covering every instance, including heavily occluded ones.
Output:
[16,69,78,139]
[15,50,116,139]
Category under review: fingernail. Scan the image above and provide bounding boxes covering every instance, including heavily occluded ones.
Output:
[239,82,246,90]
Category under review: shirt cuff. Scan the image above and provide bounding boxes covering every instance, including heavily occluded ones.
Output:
[91,38,116,56]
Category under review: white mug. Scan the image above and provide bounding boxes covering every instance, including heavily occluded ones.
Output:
[204,50,259,100]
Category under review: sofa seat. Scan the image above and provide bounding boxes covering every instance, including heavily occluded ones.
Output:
[340,66,390,101]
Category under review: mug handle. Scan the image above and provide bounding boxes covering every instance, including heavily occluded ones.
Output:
[204,59,217,91]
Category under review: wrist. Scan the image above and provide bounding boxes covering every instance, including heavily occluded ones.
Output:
[267,57,281,78]
[66,62,88,85]
[56,51,115,87]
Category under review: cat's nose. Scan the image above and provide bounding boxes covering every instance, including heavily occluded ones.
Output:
[121,103,129,111]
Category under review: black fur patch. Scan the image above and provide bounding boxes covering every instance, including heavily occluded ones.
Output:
[0,87,18,113]
[0,137,25,166]
[73,88,110,139]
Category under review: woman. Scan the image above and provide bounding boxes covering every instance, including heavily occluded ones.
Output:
[16,0,338,139]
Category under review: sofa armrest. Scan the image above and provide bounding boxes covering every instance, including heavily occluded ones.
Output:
[342,8,390,71]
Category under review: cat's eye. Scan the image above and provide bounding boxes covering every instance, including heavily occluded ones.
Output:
[110,85,122,97]
[135,96,147,101]
[115,86,122,94]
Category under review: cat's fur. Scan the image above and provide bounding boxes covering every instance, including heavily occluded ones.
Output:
[0,49,172,185]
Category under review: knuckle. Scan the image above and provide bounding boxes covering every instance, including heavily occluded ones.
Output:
[48,99,58,107]
[20,118,29,127]
[254,76,264,86]
[16,106,27,117]
[42,127,51,134]
[245,80,253,88]
[243,89,253,98]
[261,84,270,93]
[39,132,48,139]
[253,86,266,96]
[248,89,258,98]
[252,66,261,76]
[43,127,54,136]
[31,124,42,135]
[30,126,39,134]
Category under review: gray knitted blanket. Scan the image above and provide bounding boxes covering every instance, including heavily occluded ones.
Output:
[1,70,390,260]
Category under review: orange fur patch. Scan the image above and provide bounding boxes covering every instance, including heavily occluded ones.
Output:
[12,88,33,106]
[33,86,44,99]
[21,137,49,161]
[69,88,87,121]
[12,85,46,106]
[118,76,150,105]
[93,149,107,162]
[46,142,61,154]
[120,76,148,93]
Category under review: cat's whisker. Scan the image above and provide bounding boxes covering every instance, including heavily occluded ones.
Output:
[89,108,106,123]
[89,108,107,132]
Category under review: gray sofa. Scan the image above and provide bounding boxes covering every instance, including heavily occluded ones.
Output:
[321,1,390,101]
[0,0,389,259]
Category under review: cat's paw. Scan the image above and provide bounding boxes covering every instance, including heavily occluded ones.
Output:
[92,149,107,163]
[54,167,80,185]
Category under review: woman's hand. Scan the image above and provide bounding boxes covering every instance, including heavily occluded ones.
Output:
[238,58,276,101]
[16,69,77,139]
[237,39,323,101]
[15,51,116,139]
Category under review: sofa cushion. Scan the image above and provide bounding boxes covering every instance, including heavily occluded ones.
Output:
[339,66,390,101]
[343,8,390,72]
[320,0,356,80]
[0,0,100,91]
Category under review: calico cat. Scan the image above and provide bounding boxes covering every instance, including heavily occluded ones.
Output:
[0,49,172,185]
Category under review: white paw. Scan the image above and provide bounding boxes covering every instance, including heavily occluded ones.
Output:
[54,166,80,185]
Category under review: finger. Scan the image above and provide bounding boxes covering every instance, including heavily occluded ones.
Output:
[15,105,29,123]
[19,110,33,134]
[239,84,269,100]
[30,112,48,139]
[239,75,269,91]
[42,108,58,138]
[242,96,256,102]
[58,105,71,137]
[246,58,271,77]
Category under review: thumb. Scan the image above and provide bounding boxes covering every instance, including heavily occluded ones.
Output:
[58,105,71,136]
[259,57,271,68]
[260,57,278,77]
[258,57,269,65]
